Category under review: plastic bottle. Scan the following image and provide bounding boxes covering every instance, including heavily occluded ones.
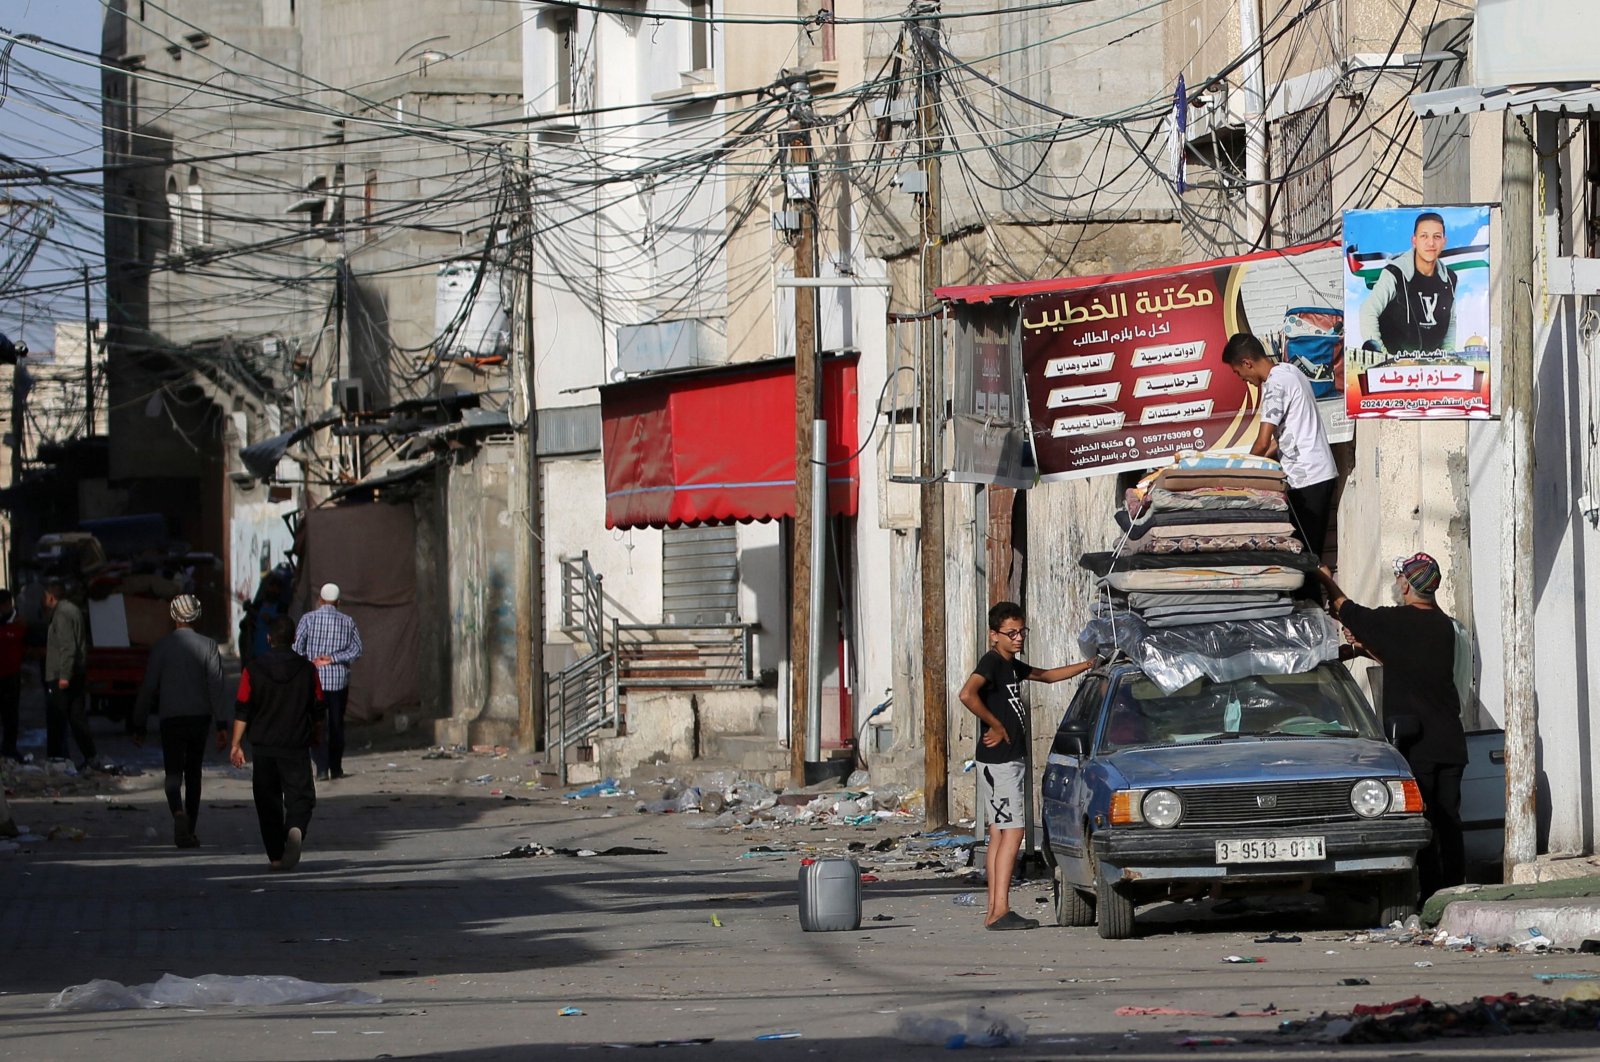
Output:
[893,1014,965,1047]
[952,893,982,907]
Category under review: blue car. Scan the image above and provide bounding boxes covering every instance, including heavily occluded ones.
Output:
[1041,661,1431,939]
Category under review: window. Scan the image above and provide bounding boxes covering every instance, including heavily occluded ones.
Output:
[689,0,712,71]
[662,526,739,624]
[555,15,575,107]
[165,175,184,255]
[184,167,207,247]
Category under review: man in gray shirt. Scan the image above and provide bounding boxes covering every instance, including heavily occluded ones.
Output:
[134,594,228,848]
[43,580,95,770]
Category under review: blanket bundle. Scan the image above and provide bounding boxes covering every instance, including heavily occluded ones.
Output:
[1085,453,1313,627]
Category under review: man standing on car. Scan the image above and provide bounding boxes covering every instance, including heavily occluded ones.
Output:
[1316,554,1467,898]
[957,601,1095,931]
[42,580,95,771]
[293,582,362,781]
[132,594,229,848]
[1222,333,1340,563]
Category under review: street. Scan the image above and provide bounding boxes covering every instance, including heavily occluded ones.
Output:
[2,723,1599,1061]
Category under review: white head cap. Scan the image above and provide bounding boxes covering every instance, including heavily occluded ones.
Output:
[320,582,341,603]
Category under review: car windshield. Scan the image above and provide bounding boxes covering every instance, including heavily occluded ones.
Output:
[1097,666,1381,751]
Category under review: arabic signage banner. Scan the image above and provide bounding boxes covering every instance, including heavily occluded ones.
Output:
[1018,244,1350,482]
[1342,206,1493,419]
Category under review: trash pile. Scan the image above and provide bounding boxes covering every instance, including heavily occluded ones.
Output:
[894,1006,1027,1049]
[620,770,922,831]
[1076,451,1338,691]
[49,973,381,1012]
[1349,916,1565,954]
[1280,992,1600,1044]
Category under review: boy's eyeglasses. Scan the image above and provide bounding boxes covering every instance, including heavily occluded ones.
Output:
[997,628,1029,640]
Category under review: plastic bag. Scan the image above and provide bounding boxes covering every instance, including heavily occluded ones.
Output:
[50,973,382,1012]
[894,1007,1027,1049]
[1079,607,1341,694]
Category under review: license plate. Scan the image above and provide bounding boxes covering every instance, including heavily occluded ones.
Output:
[1214,836,1326,863]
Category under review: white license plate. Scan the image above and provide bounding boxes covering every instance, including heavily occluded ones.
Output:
[1214,836,1326,864]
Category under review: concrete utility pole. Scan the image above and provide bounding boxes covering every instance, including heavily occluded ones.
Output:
[1237,0,1268,248]
[516,158,545,752]
[80,266,94,436]
[915,9,949,828]
[1501,110,1538,879]
[786,111,819,789]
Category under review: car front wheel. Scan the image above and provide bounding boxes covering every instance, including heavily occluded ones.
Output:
[1090,839,1137,939]
[1052,863,1095,927]
[1377,868,1421,926]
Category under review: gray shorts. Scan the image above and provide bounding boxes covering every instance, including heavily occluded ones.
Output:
[981,760,1026,831]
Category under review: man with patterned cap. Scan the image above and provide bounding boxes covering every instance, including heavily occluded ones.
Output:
[294,582,362,781]
[1316,553,1468,898]
[133,594,229,848]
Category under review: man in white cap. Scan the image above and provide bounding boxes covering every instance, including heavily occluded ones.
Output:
[293,582,363,780]
[132,594,229,847]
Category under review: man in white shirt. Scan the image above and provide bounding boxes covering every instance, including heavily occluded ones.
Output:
[1222,333,1339,563]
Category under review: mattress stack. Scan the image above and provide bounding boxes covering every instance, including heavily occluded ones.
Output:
[1082,453,1319,628]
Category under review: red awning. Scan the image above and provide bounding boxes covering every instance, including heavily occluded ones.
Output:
[934,239,1340,304]
[600,355,860,530]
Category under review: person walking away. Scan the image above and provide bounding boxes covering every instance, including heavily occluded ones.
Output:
[42,580,95,771]
[232,616,324,871]
[957,601,1095,930]
[0,590,25,761]
[1317,553,1467,899]
[293,583,362,781]
[131,594,229,848]
[1221,333,1339,564]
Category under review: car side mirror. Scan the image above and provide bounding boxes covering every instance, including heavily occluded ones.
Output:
[1385,715,1421,747]
[1052,730,1088,757]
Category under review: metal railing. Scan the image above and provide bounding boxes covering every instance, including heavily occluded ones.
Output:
[545,648,617,786]
[612,621,758,688]
[559,551,604,649]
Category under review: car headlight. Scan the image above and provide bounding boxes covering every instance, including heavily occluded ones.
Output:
[1351,778,1390,818]
[1142,788,1183,828]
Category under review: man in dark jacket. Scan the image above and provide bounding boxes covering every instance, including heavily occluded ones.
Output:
[132,594,229,848]
[231,616,324,871]
[43,580,94,769]
[1317,553,1468,898]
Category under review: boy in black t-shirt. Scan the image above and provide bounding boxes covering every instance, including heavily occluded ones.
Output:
[957,602,1095,930]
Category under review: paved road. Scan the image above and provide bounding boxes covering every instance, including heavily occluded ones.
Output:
[3,721,1599,1060]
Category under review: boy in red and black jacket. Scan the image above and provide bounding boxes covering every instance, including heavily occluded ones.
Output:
[231,616,325,871]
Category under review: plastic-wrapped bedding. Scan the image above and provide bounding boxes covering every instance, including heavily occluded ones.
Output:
[1078,607,1342,694]
[1127,533,1304,555]
[1115,507,1294,536]
[1145,603,1294,627]
[1128,486,1291,516]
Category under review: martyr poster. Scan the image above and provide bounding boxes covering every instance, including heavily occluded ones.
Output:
[1018,243,1349,482]
[1342,205,1493,419]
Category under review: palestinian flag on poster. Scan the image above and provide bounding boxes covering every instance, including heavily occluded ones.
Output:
[1345,242,1490,289]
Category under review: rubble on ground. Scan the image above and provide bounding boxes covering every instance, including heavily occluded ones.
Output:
[1280,993,1600,1044]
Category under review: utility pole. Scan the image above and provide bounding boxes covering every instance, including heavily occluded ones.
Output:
[785,100,819,789]
[1237,0,1268,248]
[1501,110,1537,880]
[516,157,545,752]
[914,7,949,828]
[81,266,95,436]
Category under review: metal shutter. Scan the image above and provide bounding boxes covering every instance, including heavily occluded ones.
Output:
[662,526,739,625]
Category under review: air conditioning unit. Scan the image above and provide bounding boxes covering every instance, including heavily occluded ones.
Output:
[332,377,366,413]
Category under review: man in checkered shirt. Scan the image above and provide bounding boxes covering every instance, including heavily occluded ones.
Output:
[293,582,363,780]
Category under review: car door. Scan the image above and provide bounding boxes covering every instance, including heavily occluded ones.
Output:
[1042,674,1104,876]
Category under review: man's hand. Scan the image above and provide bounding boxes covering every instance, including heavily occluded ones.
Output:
[981,724,1008,748]
[214,729,228,752]
[313,656,333,667]
[56,679,68,690]
[229,744,246,769]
